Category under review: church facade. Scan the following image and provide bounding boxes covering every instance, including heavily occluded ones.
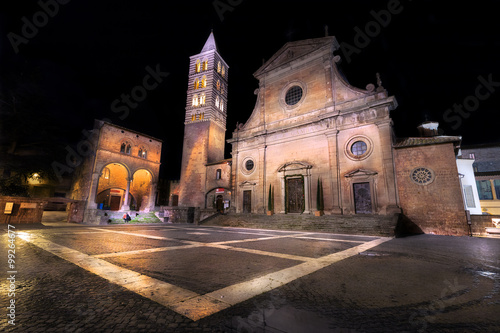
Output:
[176,33,471,236]
[228,36,400,216]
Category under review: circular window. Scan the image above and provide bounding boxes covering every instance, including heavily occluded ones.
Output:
[241,157,256,175]
[245,160,254,171]
[285,86,303,106]
[411,167,435,185]
[345,136,373,161]
[351,141,367,156]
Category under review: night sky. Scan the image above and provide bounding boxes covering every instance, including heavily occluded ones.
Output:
[1,0,499,180]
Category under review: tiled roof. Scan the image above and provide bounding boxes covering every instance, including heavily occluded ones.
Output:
[393,136,462,148]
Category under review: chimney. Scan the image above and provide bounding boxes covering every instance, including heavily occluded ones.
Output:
[417,121,440,137]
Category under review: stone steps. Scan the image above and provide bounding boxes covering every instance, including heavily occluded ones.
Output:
[201,213,399,237]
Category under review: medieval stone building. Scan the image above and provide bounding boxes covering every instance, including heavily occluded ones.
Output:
[70,119,161,222]
[175,32,475,236]
[178,32,232,210]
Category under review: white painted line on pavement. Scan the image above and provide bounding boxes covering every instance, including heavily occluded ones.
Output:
[90,228,176,241]
[207,243,311,262]
[18,229,392,322]
[202,237,392,308]
[295,236,365,243]
[210,233,311,246]
[92,244,201,258]
[16,233,214,317]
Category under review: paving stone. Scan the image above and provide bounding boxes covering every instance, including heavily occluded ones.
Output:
[1,224,499,332]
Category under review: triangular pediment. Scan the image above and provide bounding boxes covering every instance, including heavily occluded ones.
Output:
[277,161,313,172]
[345,169,378,178]
[254,36,338,78]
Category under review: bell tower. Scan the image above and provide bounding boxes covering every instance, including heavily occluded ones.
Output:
[178,31,229,207]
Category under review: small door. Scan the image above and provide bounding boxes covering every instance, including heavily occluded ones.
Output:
[110,196,122,211]
[287,177,304,213]
[353,182,372,214]
[171,195,178,207]
[243,190,252,213]
[216,195,224,213]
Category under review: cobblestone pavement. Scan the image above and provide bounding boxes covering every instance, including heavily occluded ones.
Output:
[1,222,499,332]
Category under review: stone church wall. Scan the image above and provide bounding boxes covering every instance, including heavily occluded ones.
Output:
[395,143,468,235]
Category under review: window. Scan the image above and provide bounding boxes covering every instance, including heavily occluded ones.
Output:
[201,76,207,88]
[411,167,435,185]
[221,66,225,77]
[194,79,199,90]
[220,101,224,112]
[192,94,199,107]
[215,96,219,108]
[476,180,493,200]
[195,60,201,73]
[191,114,195,122]
[217,61,221,73]
[351,141,367,156]
[245,160,254,171]
[217,80,220,91]
[200,93,206,106]
[202,59,208,71]
[285,85,303,105]
[120,142,131,154]
[138,147,147,159]
[241,158,255,175]
[216,169,222,180]
[463,185,476,208]
[495,180,500,199]
[345,136,373,161]
[102,167,110,180]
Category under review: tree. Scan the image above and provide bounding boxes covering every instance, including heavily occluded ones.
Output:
[316,177,324,212]
[268,184,274,212]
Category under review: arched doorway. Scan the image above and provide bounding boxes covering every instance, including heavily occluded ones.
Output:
[96,163,129,210]
[131,169,152,211]
[216,195,223,213]
[205,187,231,211]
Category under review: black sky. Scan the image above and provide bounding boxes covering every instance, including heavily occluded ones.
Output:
[1,0,499,180]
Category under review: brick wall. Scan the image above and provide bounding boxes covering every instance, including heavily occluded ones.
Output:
[0,196,45,224]
[394,143,468,236]
[471,214,500,235]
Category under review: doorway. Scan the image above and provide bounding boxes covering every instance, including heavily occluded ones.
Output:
[353,182,372,214]
[109,196,122,211]
[243,190,252,213]
[287,177,304,213]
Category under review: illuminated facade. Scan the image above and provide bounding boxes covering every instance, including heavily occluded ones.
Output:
[177,34,471,235]
[178,32,231,208]
[228,36,400,215]
[70,120,161,212]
